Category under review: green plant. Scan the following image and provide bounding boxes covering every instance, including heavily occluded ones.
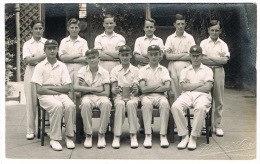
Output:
[5,12,16,97]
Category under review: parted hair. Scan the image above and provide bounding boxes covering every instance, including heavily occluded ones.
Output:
[30,19,44,29]
[144,18,156,26]
[173,14,185,23]
[67,18,80,27]
[209,20,222,29]
[103,14,115,22]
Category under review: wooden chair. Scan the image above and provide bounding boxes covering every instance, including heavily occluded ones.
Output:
[37,98,64,146]
[184,87,214,144]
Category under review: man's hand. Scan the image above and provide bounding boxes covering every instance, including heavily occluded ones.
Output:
[79,78,88,86]
[166,48,172,54]
[219,52,226,57]
[95,86,104,93]
[131,84,139,96]
[112,86,122,95]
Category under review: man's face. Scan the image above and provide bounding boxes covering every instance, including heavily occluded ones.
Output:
[208,25,221,40]
[67,24,80,37]
[148,51,161,64]
[32,23,44,38]
[190,53,202,66]
[86,53,99,66]
[174,20,186,33]
[45,46,58,59]
[103,17,116,33]
[143,21,156,37]
[119,52,132,65]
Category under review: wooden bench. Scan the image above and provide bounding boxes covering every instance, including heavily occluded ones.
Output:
[75,92,175,144]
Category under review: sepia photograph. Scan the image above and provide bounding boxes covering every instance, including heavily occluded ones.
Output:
[2,0,258,163]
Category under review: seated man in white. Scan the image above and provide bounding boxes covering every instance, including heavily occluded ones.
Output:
[171,45,213,150]
[31,39,76,151]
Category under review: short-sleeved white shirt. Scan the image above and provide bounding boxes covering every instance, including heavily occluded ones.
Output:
[22,37,47,59]
[77,65,110,87]
[31,58,72,87]
[58,36,89,57]
[134,35,164,57]
[110,64,139,87]
[165,31,195,54]
[139,64,171,87]
[200,37,230,58]
[94,32,125,52]
[180,64,213,96]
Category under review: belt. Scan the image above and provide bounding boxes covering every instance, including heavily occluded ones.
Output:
[138,61,148,66]
[207,65,223,69]
[100,58,120,61]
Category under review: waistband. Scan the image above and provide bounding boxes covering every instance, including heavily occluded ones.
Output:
[100,58,120,61]
[138,61,148,66]
[207,65,223,68]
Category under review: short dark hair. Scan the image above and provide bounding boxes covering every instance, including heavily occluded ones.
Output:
[173,14,185,23]
[30,19,44,29]
[144,18,156,26]
[209,20,222,29]
[67,18,80,27]
[103,14,115,22]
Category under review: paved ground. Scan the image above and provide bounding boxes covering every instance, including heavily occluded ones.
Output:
[1,81,258,163]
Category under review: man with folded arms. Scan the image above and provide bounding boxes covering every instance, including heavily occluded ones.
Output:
[31,39,76,151]
[138,45,171,148]
[171,45,213,150]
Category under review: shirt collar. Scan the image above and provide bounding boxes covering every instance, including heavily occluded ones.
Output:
[28,37,46,44]
[187,63,205,71]
[144,34,158,40]
[64,35,81,42]
[117,64,135,74]
[208,37,221,43]
[173,31,188,38]
[146,64,163,71]
[101,31,116,37]
[43,58,60,68]
[86,65,104,76]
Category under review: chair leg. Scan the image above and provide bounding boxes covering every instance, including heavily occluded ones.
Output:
[206,115,209,144]
[187,108,192,136]
[76,109,83,144]
[37,100,41,139]
[41,109,46,146]
[168,113,175,143]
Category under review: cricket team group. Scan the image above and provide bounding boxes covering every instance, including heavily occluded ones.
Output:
[23,13,230,151]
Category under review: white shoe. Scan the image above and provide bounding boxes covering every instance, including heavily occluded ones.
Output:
[216,128,224,137]
[130,134,138,148]
[50,140,62,151]
[187,136,197,150]
[65,137,75,149]
[84,135,92,148]
[97,134,106,148]
[112,136,120,149]
[160,135,169,148]
[143,134,152,148]
[26,133,34,140]
[177,135,189,149]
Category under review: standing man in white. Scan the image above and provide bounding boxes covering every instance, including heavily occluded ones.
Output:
[200,20,230,137]
[23,20,47,140]
[94,14,126,72]
[165,14,196,104]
